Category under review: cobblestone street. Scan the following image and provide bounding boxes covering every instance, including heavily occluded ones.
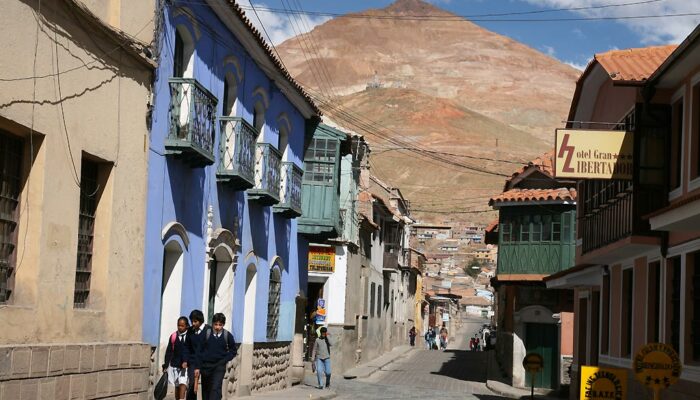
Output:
[330,318,511,400]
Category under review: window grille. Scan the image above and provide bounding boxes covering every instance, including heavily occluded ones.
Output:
[74,160,98,308]
[0,132,23,303]
[303,138,337,184]
[266,267,281,340]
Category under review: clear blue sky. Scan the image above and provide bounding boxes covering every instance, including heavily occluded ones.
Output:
[241,0,700,70]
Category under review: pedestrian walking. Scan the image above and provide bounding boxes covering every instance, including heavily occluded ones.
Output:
[409,326,417,346]
[424,329,431,350]
[429,327,437,350]
[469,337,475,351]
[312,327,332,389]
[439,325,448,350]
[186,310,211,400]
[475,337,481,352]
[195,313,236,400]
[163,316,190,400]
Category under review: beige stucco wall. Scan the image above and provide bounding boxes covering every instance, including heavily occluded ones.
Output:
[0,0,152,344]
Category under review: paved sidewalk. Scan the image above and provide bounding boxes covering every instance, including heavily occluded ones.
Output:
[237,385,337,400]
[342,345,415,379]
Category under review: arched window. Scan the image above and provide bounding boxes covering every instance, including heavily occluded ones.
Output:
[158,239,185,368]
[222,73,237,117]
[243,263,257,344]
[253,101,265,138]
[173,26,194,78]
[267,266,282,340]
[278,125,289,161]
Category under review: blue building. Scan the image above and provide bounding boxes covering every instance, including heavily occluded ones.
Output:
[142,1,320,394]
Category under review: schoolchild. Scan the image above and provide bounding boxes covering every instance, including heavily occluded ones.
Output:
[186,310,211,400]
[163,316,190,400]
[195,313,236,400]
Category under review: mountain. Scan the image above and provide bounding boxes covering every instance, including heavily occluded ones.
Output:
[276,0,578,223]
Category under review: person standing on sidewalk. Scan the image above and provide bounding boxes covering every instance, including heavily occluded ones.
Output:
[195,313,236,400]
[409,326,416,346]
[424,329,432,350]
[312,327,332,389]
[163,317,190,400]
[439,325,448,350]
[186,310,211,400]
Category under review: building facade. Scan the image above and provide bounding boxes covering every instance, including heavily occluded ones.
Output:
[141,1,319,396]
[547,31,700,399]
[0,0,154,397]
[489,153,576,390]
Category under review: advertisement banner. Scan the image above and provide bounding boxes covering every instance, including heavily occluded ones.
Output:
[309,246,335,273]
[555,129,633,180]
[315,298,326,324]
[579,365,628,400]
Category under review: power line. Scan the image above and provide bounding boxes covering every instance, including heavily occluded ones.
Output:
[0,16,154,82]
[236,1,700,23]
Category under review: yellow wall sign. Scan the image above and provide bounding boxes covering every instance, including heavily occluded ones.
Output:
[555,129,634,180]
[308,246,335,273]
[579,365,628,400]
[633,343,682,391]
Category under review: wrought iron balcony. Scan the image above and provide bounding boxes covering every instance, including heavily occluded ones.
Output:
[248,143,281,205]
[217,116,257,189]
[274,162,303,218]
[166,77,217,167]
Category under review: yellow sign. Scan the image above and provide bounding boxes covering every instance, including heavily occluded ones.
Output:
[554,129,634,180]
[522,353,544,373]
[633,343,682,391]
[308,246,335,273]
[579,366,628,400]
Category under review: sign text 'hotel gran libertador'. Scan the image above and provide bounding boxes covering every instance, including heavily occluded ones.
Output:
[554,129,634,180]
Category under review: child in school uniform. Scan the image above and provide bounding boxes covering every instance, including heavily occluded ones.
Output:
[186,309,211,400]
[195,313,236,400]
[163,316,190,400]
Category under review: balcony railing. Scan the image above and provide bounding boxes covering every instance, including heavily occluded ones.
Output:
[166,77,217,166]
[248,143,281,205]
[580,185,664,254]
[383,250,399,270]
[273,162,303,218]
[217,116,257,189]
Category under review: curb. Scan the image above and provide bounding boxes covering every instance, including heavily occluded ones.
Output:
[343,346,415,379]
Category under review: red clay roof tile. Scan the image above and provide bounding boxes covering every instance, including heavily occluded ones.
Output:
[595,45,677,84]
[489,188,577,205]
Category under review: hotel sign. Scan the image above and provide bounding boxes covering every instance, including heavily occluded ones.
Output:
[308,246,335,273]
[555,129,634,180]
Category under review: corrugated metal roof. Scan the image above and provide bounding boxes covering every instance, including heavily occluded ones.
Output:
[489,188,577,205]
[595,45,677,84]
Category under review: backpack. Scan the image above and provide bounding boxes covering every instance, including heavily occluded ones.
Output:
[205,327,233,352]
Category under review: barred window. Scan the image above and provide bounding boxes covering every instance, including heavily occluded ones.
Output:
[74,159,99,308]
[0,132,23,303]
[266,267,281,340]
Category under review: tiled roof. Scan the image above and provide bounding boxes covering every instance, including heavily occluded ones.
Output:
[224,1,321,116]
[594,45,677,84]
[489,188,577,205]
[485,219,498,234]
[504,152,554,189]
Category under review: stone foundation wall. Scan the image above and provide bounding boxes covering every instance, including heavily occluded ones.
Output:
[0,343,150,400]
[223,350,241,398]
[250,342,290,394]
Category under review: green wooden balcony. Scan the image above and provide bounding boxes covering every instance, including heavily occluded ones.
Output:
[166,77,217,167]
[274,162,303,218]
[217,116,256,189]
[248,143,281,205]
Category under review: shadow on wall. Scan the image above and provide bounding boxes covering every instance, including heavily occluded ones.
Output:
[167,158,206,237]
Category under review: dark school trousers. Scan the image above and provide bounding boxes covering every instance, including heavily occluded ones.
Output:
[201,364,226,400]
[186,368,197,400]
